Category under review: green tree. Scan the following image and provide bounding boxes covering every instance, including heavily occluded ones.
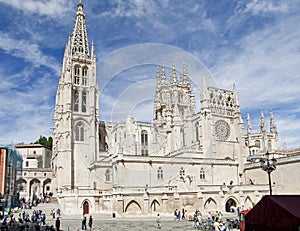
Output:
[34,136,52,150]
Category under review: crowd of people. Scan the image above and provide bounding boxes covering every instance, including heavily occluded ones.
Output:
[172,208,235,231]
[0,209,59,231]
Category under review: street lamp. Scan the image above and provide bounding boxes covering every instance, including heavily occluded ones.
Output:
[260,151,277,195]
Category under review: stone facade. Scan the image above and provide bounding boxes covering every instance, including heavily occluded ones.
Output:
[15,144,52,200]
[51,1,300,216]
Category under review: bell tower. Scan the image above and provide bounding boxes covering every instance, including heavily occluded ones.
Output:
[52,1,99,193]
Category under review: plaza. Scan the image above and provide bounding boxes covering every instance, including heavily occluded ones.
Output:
[6,201,239,231]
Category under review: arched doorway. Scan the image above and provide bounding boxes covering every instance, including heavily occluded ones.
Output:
[225,198,237,212]
[83,201,89,215]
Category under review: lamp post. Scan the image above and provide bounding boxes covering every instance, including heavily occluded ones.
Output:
[260,151,277,195]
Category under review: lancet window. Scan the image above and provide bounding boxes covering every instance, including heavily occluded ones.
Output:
[74,66,80,85]
[74,90,79,112]
[141,130,148,156]
[157,167,163,180]
[200,168,205,180]
[82,91,87,112]
[75,122,84,141]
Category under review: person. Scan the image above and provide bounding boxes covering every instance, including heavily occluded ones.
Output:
[174,209,178,220]
[88,215,93,230]
[177,210,181,221]
[82,214,87,230]
[56,208,61,218]
[213,218,221,231]
[220,221,227,231]
[55,217,60,231]
[211,211,215,221]
[156,213,161,229]
[181,208,185,220]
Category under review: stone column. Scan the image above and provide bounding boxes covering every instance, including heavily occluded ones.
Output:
[116,194,124,215]
[162,193,168,213]
[143,193,149,214]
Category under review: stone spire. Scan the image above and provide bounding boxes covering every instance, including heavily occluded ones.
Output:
[200,76,209,110]
[71,0,90,56]
[270,109,277,134]
[183,64,190,86]
[170,62,177,84]
[247,111,252,134]
[233,83,240,108]
[260,108,266,133]
[91,41,96,61]
[161,62,166,85]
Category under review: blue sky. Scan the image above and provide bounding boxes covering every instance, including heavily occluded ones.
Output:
[0,0,299,149]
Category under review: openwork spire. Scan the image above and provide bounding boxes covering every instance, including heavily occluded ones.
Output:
[71,1,90,56]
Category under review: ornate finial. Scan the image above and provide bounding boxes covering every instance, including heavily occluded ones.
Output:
[260,106,266,133]
[171,61,177,83]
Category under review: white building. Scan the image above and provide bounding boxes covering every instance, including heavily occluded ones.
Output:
[51,1,300,216]
[16,144,52,200]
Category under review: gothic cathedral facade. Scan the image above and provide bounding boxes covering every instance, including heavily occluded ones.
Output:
[52,2,280,215]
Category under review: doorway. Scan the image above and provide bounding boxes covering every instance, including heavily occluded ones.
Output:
[225,198,237,212]
[83,201,89,215]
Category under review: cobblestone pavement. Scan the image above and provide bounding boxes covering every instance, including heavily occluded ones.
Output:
[33,202,240,231]
[49,217,201,231]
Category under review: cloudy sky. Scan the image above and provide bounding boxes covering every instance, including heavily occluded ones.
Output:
[0,0,299,149]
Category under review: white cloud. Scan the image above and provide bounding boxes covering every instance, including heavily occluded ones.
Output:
[245,0,289,15]
[0,0,73,18]
[0,34,60,73]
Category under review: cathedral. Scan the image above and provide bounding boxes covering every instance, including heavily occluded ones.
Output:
[51,2,294,216]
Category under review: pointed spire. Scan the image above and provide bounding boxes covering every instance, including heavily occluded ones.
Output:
[161,62,166,85]
[183,64,190,86]
[156,67,161,91]
[260,107,266,133]
[170,61,177,84]
[247,110,252,134]
[233,83,240,107]
[270,109,277,134]
[71,1,90,56]
[91,41,96,60]
[200,76,209,111]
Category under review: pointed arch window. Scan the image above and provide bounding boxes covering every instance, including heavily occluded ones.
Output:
[200,168,205,180]
[105,169,111,182]
[141,130,148,156]
[82,67,88,86]
[75,122,84,141]
[82,91,87,112]
[74,66,80,85]
[157,167,163,180]
[74,90,79,112]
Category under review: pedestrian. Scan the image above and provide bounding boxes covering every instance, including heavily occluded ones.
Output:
[82,214,87,230]
[57,208,61,218]
[88,215,93,230]
[55,217,60,231]
[213,218,221,231]
[181,208,185,220]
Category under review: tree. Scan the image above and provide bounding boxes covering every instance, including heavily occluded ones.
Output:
[34,136,52,150]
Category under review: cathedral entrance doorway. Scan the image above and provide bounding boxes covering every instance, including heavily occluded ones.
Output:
[225,198,237,213]
[83,201,89,215]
